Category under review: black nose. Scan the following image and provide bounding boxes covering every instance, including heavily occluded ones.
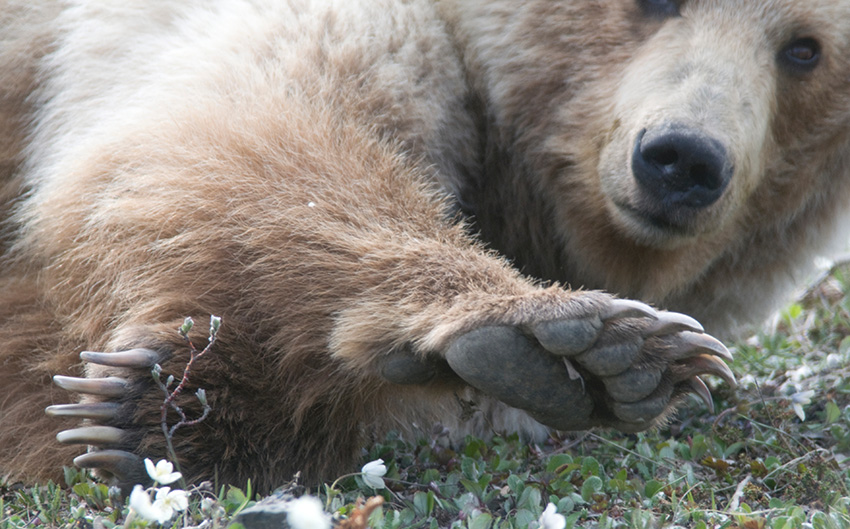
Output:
[631,126,732,210]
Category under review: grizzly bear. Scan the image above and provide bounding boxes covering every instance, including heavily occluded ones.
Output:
[1,0,848,492]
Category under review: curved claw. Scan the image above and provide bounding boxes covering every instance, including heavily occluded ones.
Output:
[56,426,126,445]
[601,299,658,321]
[45,402,120,420]
[646,312,704,336]
[74,450,147,484]
[678,354,737,387]
[80,348,160,368]
[675,332,733,361]
[686,376,714,413]
[53,375,128,397]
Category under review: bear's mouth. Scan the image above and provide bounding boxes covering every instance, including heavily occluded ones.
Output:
[612,200,695,238]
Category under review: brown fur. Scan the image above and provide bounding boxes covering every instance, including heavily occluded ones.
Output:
[1,0,849,491]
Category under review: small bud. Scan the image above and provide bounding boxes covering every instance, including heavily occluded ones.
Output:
[151,364,163,382]
[180,317,194,335]
[209,315,221,339]
[196,388,207,406]
[166,374,175,388]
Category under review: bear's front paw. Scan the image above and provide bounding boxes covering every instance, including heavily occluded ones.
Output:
[46,348,162,487]
[444,299,735,433]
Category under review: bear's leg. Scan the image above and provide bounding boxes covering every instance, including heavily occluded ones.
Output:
[32,90,735,491]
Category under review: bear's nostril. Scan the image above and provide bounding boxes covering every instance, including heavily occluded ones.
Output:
[631,125,732,212]
[645,146,679,167]
[690,163,721,191]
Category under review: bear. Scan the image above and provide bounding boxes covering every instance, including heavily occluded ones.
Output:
[1,0,849,492]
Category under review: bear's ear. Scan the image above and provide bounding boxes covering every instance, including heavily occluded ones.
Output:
[637,0,681,19]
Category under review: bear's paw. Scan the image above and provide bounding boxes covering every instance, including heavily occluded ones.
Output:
[46,348,162,487]
[443,298,735,433]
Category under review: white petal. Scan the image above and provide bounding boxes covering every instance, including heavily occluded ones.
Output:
[166,489,190,511]
[285,496,331,529]
[144,459,157,480]
[147,459,182,485]
[361,459,387,478]
[538,503,566,529]
[362,473,386,489]
[130,485,168,523]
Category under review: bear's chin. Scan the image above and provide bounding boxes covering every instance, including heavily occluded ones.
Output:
[603,197,727,250]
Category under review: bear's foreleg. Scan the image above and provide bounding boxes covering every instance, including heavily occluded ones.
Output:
[39,100,733,490]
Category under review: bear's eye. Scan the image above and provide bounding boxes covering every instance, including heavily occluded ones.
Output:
[638,0,680,18]
[780,37,821,72]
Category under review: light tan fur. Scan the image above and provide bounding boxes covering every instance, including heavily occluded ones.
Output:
[1,0,849,490]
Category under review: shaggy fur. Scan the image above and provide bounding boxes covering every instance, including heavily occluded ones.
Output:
[1,0,849,491]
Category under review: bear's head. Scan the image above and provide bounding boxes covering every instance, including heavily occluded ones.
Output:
[444,0,850,331]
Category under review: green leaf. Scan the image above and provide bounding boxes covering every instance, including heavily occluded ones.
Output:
[580,456,600,477]
[507,474,524,494]
[517,486,542,511]
[514,509,536,527]
[461,457,479,481]
[468,512,493,529]
[644,479,664,499]
[580,476,603,502]
[546,454,574,473]
[826,400,841,424]
[460,479,483,498]
[413,491,432,516]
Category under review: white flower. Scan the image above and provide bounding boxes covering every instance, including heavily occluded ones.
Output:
[284,495,332,529]
[144,458,182,485]
[791,389,816,421]
[538,503,566,529]
[361,458,387,489]
[152,487,190,521]
[129,485,171,524]
[786,365,813,383]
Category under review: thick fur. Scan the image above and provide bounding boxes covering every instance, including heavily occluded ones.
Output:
[1,0,849,491]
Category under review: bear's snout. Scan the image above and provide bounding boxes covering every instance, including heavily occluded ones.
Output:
[631,125,733,227]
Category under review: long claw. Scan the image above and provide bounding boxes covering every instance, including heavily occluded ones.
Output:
[646,312,704,336]
[687,376,714,413]
[80,348,160,368]
[56,426,125,445]
[53,375,128,397]
[677,331,733,361]
[80,349,159,367]
[45,402,120,420]
[601,299,658,321]
[679,354,737,388]
[74,450,146,483]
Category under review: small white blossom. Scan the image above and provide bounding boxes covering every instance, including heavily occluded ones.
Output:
[145,458,183,485]
[826,353,842,369]
[284,495,332,529]
[129,485,171,524]
[538,503,566,529]
[786,365,813,383]
[307,201,316,207]
[361,458,387,489]
[152,487,190,521]
[791,389,816,421]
